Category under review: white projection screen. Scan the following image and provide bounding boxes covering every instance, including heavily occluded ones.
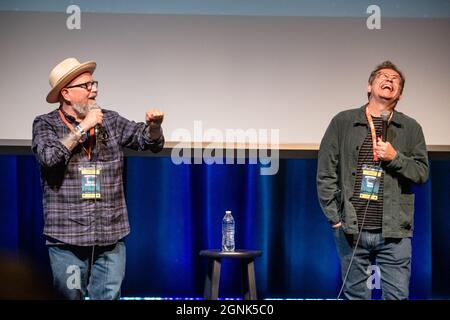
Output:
[0,1,449,150]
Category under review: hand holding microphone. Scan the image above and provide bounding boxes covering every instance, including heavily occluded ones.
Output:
[80,103,103,132]
[375,111,397,161]
[375,138,397,161]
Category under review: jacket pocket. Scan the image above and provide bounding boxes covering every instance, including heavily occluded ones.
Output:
[334,189,344,216]
[398,194,414,231]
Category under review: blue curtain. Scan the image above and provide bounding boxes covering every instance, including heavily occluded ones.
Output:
[0,154,448,299]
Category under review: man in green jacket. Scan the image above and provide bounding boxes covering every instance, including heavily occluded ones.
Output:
[317,61,429,300]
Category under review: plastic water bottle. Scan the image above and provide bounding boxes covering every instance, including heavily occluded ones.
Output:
[222,210,235,252]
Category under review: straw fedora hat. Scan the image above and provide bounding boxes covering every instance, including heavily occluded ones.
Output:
[46,57,96,103]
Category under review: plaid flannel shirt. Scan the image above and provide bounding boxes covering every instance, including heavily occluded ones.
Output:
[32,107,164,246]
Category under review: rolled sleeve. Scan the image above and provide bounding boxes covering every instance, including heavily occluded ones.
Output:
[32,116,71,168]
[115,113,165,152]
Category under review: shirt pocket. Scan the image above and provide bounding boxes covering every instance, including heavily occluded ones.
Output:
[68,205,92,226]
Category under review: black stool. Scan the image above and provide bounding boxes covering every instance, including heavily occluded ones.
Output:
[199,249,262,300]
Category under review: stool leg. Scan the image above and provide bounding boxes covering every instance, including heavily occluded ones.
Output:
[242,259,257,300]
[204,258,221,300]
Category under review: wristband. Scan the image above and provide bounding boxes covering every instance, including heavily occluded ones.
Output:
[75,124,87,137]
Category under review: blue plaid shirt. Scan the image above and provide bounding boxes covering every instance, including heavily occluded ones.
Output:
[32,107,164,246]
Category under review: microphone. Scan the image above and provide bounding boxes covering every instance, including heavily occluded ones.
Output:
[89,103,107,140]
[95,123,107,140]
[380,111,391,142]
[94,124,103,137]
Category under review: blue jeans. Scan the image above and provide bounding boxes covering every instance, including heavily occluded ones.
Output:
[48,241,126,300]
[333,228,411,300]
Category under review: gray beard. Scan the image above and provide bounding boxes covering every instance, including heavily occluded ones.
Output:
[71,102,90,118]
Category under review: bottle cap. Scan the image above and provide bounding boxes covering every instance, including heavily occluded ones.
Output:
[226,210,231,214]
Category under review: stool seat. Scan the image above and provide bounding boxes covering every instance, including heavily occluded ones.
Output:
[199,249,262,259]
[200,249,262,300]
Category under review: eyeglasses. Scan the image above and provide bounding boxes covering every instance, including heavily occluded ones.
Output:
[376,73,401,82]
[65,80,99,91]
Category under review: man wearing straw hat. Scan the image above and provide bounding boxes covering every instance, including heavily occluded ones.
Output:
[32,57,165,299]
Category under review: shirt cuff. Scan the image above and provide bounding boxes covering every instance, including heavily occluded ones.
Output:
[144,126,163,144]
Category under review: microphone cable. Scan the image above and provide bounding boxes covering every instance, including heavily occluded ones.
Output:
[336,160,382,300]
[87,104,107,287]
[88,123,102,295]
[336,111,390,299]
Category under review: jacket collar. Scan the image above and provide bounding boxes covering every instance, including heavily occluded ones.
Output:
[353,104,403,127]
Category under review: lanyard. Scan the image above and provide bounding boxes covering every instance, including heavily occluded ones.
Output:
[365,106,380,162]
[58,109,95,160]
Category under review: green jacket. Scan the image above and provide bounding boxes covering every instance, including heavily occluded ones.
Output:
[317,105,429,238]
